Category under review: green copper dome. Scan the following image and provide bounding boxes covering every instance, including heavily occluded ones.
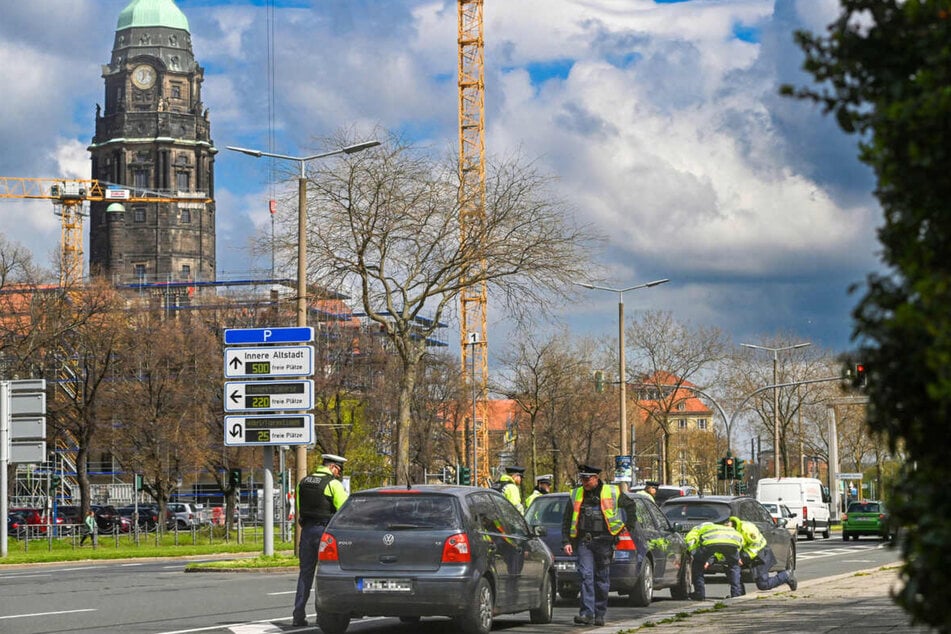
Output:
[117,0,190,33]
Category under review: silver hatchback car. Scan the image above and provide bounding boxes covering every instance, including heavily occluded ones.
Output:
[314,485,555,634]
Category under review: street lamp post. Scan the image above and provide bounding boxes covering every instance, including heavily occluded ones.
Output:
[575,279,670,490]
[227,140,380,551]
[740,342,811,478]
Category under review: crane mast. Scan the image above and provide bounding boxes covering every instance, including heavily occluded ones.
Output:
[458,0,490,486]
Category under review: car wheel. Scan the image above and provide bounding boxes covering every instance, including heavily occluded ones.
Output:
[806,520,816,540]
[316,611,350,634]
[558,586,579,601]
[529,573,554,624]
[627,556,653,607]
[670,554,692,600]
[456,576,494,634]
[852,534,860,541]
[785,541,796,571]
[822,524,831,539]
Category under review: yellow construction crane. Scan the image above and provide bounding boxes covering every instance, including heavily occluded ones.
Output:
[0,176,210,286]
[458,0,490,485]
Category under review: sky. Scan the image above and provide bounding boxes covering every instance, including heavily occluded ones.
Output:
[0,0,881,360]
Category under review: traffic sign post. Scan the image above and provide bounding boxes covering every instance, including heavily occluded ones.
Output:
[223,380,314,412]
[1,379,47,558]
[224,346,314,378]
[224,414,314,446]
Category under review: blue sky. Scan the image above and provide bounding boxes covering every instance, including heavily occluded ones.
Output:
[0,0,879,359]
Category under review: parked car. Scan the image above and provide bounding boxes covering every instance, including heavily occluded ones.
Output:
[7,511,27,538]
[842,500,891,541]
[761,502,801,535]
[167,502,205,529]
[9,508,67,536]
[118,505,163,530]
[661,495,796,578]
[91,505,121,533]
[525,491,691,606]
[630,484,698,505]
[314,485,554,634]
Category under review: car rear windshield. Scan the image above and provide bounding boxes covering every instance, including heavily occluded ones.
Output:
[525,495,568,525]
[848,502,881,513]
[662,502,731,523]
[333,494,462,531]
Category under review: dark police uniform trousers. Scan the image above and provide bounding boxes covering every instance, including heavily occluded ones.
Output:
[576,534,614,618]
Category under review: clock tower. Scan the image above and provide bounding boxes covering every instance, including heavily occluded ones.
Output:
[88,0,216,288]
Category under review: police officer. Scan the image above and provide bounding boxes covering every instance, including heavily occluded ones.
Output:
[636,480,660,501]
[684,516,744,600]
[524,473,552,510]
[561,463,638,626]
[497,465,525,512]
[730,516,797,592]
[292,453,349,627]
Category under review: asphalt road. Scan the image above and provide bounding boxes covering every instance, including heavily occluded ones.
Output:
[0,536,900,634]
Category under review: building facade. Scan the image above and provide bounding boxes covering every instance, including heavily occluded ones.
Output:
[88,0,216,287]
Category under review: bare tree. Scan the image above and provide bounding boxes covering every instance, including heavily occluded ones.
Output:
[626,310,728,483]
[276,130,595,483]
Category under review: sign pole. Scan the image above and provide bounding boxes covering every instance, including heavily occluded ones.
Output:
[263,447,274,556]
[1,382,10,557]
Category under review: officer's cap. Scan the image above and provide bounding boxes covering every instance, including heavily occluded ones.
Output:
[644,480,660,488]
[321,453,347,466]
[505,465,526,475]
[577,464,601,477]
[535,474,553,484]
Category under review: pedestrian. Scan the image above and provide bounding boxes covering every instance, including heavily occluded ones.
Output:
[684,516,744,600]
[561,463,639,626]
[636,480,660,501]
[80,510,97,547]
[524,473,552,510]
[495,465,526,513]
[291,453,349,628]
[730,516,797,592]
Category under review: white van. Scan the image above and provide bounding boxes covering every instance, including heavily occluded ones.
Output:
[756,477,832,540]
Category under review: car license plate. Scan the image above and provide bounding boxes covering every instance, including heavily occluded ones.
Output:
[358,578,412,593]
[555,561,577,572]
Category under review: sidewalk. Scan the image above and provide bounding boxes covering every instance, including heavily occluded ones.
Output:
[589,565,939,633]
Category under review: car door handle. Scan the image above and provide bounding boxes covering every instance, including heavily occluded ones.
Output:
[379,554,398,564]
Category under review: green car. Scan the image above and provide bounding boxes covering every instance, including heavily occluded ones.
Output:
[842,501,890,541]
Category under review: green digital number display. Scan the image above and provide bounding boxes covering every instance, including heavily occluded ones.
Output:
[247,362,271,375]
[246,395,271,408]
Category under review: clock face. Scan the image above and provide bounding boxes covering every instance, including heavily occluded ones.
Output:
[132,64,156,89]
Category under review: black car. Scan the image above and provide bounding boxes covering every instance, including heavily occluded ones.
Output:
[90,504,121,533]
[315,485,554,634]
[661,495,796,576]
[117,505,161,531]
[525,492,691,606]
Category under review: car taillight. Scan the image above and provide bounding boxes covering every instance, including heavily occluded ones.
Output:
[615,529,636,551]
[441,532,472,563]
[842,514,848,522]
[801,506,808,520]
[318,532,339,562]
[879,514,886,521]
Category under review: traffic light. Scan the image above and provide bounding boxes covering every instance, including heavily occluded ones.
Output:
[229,468,242,488]
[594,370,604,393]
[459,465,472,485]
[734,459,745,480]
[135,473,143,492]
[854,363,867,389]
[724,457,735,480]
[49,474,62,492]
[717,458,726,481]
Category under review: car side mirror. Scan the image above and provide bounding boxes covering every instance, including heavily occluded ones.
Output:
[532,524,548,537]
[672,522,686,533]
[778,518,788,527]
[789,512,797,517]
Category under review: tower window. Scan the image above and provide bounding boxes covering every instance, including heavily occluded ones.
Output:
[133,207,146,223]
[176,171,190,191]
[171,84,182,99]
[180,208,191,223]
[133,264,146,280]
[133,169,149,189]
[181,264,191,279]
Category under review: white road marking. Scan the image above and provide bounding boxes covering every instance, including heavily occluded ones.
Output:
[0,608,97,620]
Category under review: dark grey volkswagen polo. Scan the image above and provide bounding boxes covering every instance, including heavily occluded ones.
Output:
[314,485,555,634]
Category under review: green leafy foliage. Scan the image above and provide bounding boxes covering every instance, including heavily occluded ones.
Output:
[785,1,951,628]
